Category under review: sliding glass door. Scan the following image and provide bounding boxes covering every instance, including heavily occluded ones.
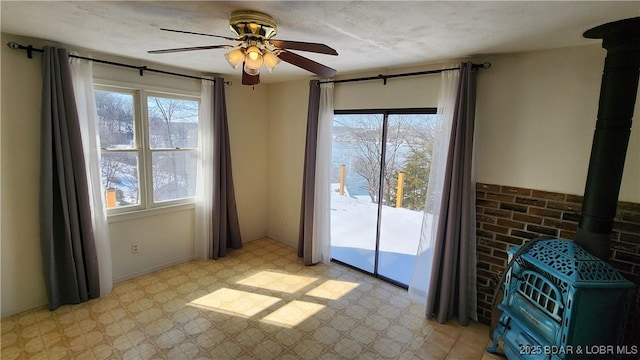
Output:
[330,109,436,287]
[330,113,383,274]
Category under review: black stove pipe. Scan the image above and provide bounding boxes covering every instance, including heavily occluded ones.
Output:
[575,17,640,260]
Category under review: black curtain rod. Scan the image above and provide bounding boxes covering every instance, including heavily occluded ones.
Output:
[7,41,222,83]
[319,62,491,85]
[8,41,490,86]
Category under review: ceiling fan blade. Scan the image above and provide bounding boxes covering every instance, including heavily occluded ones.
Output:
[269,39,338,56]
[278,51,337,77]
[160,28,238,41]
[242,68,260,86]
[148,45,232,54]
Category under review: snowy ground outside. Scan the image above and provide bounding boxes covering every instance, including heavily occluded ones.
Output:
[330,183,431,285]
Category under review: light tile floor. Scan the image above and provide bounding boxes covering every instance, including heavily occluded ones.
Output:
[1,239,506,359]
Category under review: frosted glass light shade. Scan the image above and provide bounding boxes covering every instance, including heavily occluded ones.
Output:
[244,46,264,70]
[263,50,281,72]
[224,48,245,69]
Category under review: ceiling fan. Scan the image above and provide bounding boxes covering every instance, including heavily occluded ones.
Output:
[148,10,338,85]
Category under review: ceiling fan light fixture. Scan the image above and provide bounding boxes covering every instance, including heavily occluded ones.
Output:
[263,50,281,72]
[224,48,245,69]
[150,10,337,86]
[244,45,264,70]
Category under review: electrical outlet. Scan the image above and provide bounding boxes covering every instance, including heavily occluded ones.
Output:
[131,244,140,254]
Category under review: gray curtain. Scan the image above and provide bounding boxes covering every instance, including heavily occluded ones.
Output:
[211,77,242,258]
[40,46,100,310]
[425,62,478,325]
[298,80,321,265]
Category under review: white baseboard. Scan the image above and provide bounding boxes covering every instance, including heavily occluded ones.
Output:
[1,297,48,318]
[113,255,195,284]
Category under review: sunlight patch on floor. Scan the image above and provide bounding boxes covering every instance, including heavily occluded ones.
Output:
[305,279,359,300]
[187,288,280,317]
[261,300,326,328]
[236,270,318,293]
[187,271,355,329]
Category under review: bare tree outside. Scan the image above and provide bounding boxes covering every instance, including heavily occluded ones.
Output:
[95,90,134,148]
[382,115,415,206]
[350,118,383,202]
[147,96,199,202]
[388,114,437,210]
[332,113,436,208]
[95,90,139,206]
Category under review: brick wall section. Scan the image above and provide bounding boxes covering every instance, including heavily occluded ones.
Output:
[475,182,640,344]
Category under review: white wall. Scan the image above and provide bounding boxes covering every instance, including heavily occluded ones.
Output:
[1,34,48,316]
[265,80,309,247]
[225,83,269,243]
[333,65,445,110]
[109,209,195,282]
[1,33,270,316]
[474,45,640,202]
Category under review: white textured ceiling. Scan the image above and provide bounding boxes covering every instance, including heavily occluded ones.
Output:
[2,1,639,82]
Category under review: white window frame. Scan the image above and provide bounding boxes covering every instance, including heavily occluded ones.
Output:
[94,81,200,216]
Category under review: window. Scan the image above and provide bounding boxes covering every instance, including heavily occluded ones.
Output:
[95,86,199,213]
[330,108,437,287]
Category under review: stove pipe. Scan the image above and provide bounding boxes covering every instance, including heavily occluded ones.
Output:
[575,17,640,260]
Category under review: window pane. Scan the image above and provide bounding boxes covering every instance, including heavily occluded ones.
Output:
[378,114,436,285]
[152,151,197,202]
[101,152,140,208]
[147,96,199,149]
[95,90,135,149]
[330,113,384,274]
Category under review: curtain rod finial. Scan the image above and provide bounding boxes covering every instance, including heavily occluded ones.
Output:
[482,62,492,69]
[7,41,21,50]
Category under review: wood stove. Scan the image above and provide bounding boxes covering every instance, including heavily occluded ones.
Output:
[488,239,635,359]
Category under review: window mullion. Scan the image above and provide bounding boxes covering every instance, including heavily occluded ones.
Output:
[149,148,198,152]
[137,89,153,209]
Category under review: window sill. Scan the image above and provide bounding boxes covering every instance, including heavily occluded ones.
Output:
[107,203,195,223]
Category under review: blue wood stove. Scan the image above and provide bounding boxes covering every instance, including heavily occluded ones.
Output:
[488,239,635,359]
